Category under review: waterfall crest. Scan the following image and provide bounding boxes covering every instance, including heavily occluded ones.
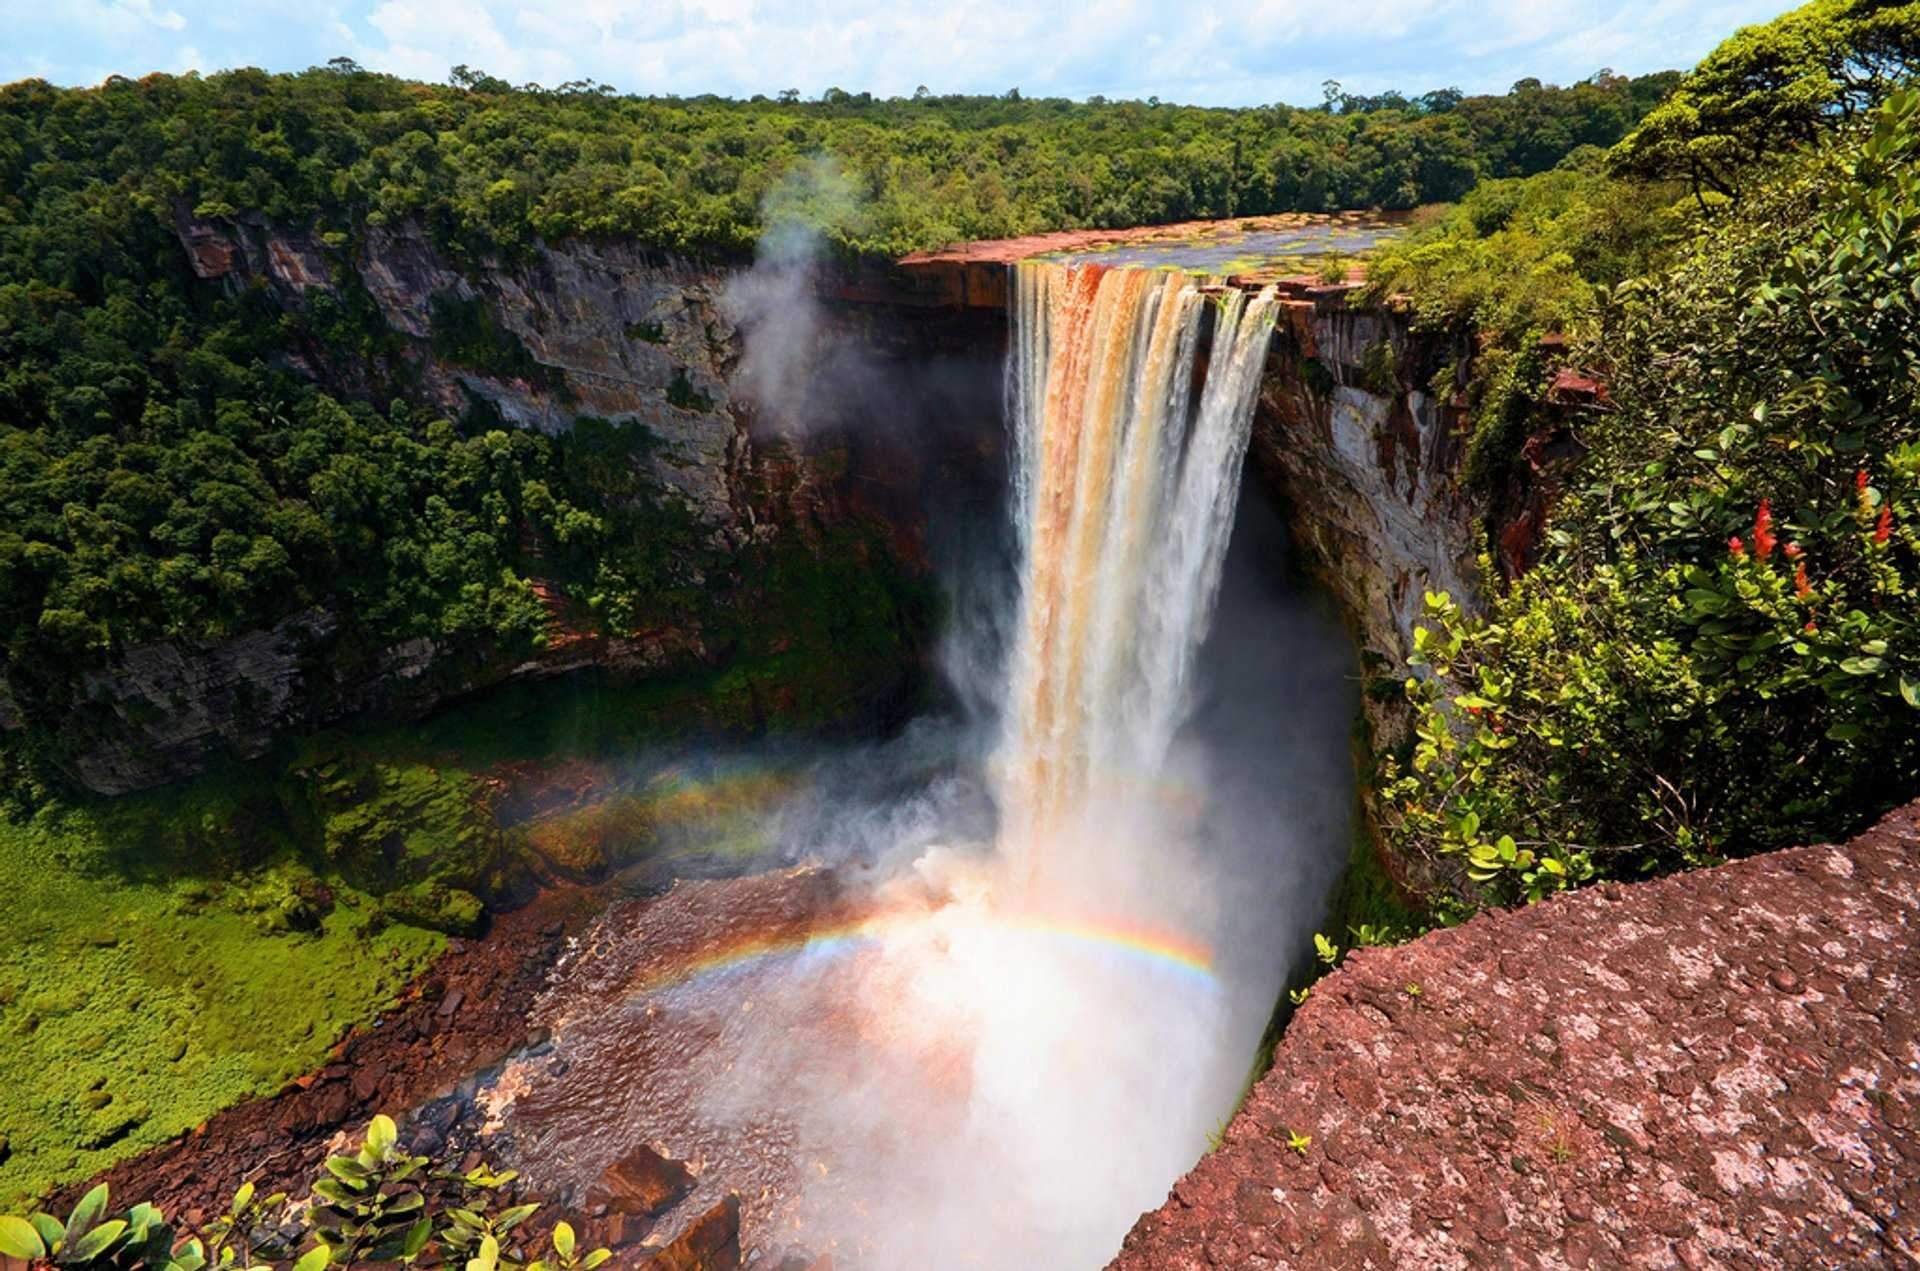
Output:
[998,260,1279,890]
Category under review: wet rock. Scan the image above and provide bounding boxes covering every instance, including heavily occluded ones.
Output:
[646,1195,741,1271]
[590,1142,697,1218]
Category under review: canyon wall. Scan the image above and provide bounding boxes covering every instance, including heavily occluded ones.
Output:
[6,217,1001,795]
[14,219,1521,801]
[1246,284,1482,749]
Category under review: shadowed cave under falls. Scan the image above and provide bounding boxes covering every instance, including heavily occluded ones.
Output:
[472,261,1359,1267]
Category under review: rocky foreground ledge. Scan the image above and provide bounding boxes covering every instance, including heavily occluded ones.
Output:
[1113,803,1920,1270]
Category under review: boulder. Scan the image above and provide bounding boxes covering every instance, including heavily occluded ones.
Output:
[645,1196,740,1271]
[590,1142,697,1218]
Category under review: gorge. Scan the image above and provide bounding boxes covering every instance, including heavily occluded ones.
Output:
[453,255,1350,1266]
[4,23,1917,1268]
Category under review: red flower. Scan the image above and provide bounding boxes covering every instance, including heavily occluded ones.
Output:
[1753,499,1776,559]
[1804,619,1819,634]
[1783,541,1803,559]
[1728,535,1746,558]
[1794,562,1813,599]
[1875,505,1893,544]
[1858,469,1871,492]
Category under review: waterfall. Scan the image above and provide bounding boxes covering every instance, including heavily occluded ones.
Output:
[998,260,1279,890]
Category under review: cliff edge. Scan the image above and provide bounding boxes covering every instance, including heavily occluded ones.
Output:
[1112,802,1920,1269]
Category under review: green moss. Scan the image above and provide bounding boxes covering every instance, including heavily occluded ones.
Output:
[665,368,714,413]
[285,754,517,931]
[428,292,565,391]
[0,808,442,1208]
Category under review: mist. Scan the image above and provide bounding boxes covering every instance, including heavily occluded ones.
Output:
[720,157,879,437]
[745,480,1356,1266]
[480,256,1358,1267]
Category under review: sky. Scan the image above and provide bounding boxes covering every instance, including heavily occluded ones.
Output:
[2,0,1797,108]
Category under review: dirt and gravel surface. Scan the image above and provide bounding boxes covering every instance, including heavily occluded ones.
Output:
[1111,801,1920,1270]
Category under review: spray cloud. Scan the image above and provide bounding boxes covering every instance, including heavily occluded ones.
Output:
[486,257,1357,1268]
[721,156,874,436]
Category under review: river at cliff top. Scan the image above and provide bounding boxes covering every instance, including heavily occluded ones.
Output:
[1032,211,1404,273]
[450,487,1357,1268]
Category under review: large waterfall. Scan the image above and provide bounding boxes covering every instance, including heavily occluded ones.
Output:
[999,261,1280,891]
[478,255,1345,1271]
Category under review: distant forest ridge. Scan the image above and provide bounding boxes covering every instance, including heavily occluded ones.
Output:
[0,63,1681,261]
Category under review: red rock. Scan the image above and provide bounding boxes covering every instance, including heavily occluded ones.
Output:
[1108,803,1920,1271]
[589,1142,696,1218]
[351,1061,388,1103]
[1546,367,1605,405]
[645,1195,740,1271]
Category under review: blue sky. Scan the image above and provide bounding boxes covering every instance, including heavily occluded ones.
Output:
[3,0,1796,107]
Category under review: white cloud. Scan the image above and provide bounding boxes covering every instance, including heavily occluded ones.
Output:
[5,0,1800,103]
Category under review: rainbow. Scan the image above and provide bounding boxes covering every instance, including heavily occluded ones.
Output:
[629,909,1217,998]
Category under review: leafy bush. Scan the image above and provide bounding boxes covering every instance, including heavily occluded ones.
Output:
[0,1116,610,1271]
[1362,153,1687,493]
[1382,91,1920,902]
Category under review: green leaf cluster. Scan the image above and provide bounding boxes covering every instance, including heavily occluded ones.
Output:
[1382,89,1920,905]
[0,1117,610,1271]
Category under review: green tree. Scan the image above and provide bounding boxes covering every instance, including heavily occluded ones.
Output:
[1610,0,1920,201]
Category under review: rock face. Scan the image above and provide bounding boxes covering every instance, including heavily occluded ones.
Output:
[176,210,756,523]
[1110,801,1920,1270]
[1247,286,1481,733]
[646,1195,743,1271]
[29,221,1535,802]
[10,214,1001,795]
[591,1142,697,1218]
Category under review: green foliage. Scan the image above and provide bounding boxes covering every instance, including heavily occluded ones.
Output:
[1383,92,1920,903]
[1610,0,1920,201]
[0,793,442,1208]
[0,66,1673,271]
[1363,154,1688,493]
[428,296,564,391]
[309,1114,430,1264]
[0,1182,179,1268]
[0,1118,608,1271]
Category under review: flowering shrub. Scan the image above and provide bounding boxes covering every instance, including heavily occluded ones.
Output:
[1382,90,1920,903]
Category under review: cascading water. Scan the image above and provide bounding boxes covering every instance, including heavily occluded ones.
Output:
[1000,262,1279,890]
[475,256,1343,1271]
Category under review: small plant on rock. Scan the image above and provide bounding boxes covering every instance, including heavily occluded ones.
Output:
[0,1116,608,1271]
